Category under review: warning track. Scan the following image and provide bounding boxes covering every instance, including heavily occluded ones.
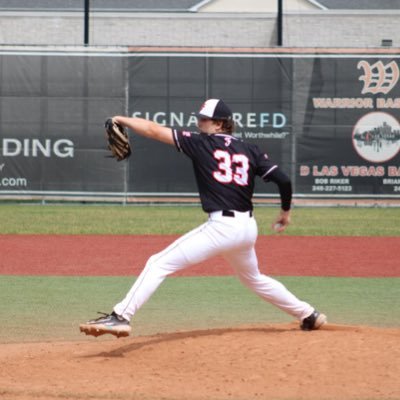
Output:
[0,235,398,277]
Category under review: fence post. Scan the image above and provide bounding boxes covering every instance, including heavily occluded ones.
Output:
[277,0,283,46]
[84,0,90,46]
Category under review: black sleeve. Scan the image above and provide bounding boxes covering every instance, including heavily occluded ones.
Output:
[265,167,292,211]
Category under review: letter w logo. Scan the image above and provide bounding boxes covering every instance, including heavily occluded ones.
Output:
[357,60,399,94]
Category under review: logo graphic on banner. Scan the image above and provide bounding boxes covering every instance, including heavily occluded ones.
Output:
[352,112,400,163]
[357,60,399,95]
[312,60,399,109]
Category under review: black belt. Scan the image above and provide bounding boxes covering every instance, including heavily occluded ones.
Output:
[222,210,253,218]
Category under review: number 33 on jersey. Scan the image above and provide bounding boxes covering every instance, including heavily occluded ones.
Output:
[173,130,278,213]
[213,150,249,186]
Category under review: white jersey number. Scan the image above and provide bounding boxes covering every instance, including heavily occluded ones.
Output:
[213,150,249,186]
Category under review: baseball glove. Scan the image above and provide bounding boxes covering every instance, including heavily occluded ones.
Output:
[104,118,131,161]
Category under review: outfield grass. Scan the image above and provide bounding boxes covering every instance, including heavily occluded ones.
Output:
[1,275,399,343]
[0,204,399,235]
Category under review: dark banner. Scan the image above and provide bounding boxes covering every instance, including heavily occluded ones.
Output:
[128,56,293,196]
[0,51,399,200]
[0,54,127,195]
[295,57,400,196]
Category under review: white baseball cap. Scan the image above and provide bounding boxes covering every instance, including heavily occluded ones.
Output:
[196,99,232,120]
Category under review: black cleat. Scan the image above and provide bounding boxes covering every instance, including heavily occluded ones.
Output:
[300,310,327,331]
[79,311,131,338]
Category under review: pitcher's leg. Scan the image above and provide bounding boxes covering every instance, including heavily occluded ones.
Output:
[114,222,221,321]
[225,248,314,320]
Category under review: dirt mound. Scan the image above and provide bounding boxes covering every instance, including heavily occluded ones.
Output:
[1,324,399,400]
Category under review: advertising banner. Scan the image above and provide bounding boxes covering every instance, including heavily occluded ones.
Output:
[127,55,293,196]
[0,54,127,197]
[0,50,398,200]
[295,57,400,196]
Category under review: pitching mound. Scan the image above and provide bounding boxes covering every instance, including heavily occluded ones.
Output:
[1,323,399,400]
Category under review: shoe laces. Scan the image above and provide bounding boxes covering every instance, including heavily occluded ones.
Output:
[93,311,127,323]
[92,311,112,321]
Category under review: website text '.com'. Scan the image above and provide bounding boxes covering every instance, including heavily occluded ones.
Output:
[0,177,28,188]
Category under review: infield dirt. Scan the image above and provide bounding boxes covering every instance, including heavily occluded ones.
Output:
[1,323,399,400]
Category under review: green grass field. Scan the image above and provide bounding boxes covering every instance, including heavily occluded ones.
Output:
[0,204,399,343]
[0,204,399,235]
[2,275,399,343]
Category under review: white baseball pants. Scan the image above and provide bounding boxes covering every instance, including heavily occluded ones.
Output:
[114,211,314,322]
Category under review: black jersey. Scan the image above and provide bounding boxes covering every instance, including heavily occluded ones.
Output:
[173,129,279,212]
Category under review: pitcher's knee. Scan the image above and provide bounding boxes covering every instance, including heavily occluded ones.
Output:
[145,254,157,267]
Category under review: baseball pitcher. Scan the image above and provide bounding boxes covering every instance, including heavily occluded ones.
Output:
[80,99,327,338]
